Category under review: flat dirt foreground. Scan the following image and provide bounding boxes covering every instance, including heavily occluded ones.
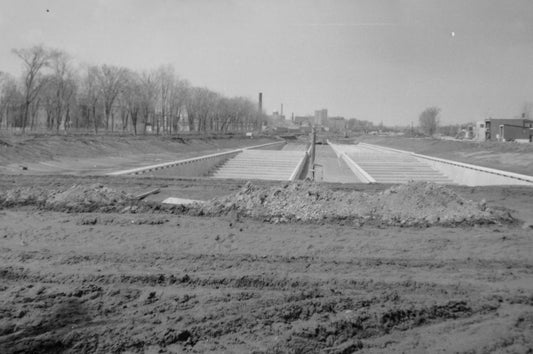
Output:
[0,175,532,354]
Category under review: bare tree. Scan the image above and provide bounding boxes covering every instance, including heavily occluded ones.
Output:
[220,97,255,132]
[121,69,143,135]
[12,45,52,133]
[49,50,77,132]
[79,66,101,133]
[418,107,440,136]
[139,71,158,134]
[6,45,263,135]
[0,73,23,129]
[95,65,127,132]
[168,78,190,133]
[39,50,78,132]
[156,65,174,135]
[186,87,219,132]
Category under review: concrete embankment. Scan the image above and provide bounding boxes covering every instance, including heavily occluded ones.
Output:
[331,141,533,186]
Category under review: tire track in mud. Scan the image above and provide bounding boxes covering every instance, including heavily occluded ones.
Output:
[1,250,532,353]
[3,249,533,274]
[0,271,511,354]
[2,250,532,295]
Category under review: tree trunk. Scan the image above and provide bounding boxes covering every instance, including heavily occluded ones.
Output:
[92,104,98,134]
[22,100,30,133]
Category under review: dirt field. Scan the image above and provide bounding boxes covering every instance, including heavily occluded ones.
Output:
[0,136,532,353]
[0,175,532,353]
[0,134,275,175]
[354,135,533,177]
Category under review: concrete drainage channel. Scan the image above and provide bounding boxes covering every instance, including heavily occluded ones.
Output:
[108,141,310,182]
[329,141,533,186]
[108,139,533,186]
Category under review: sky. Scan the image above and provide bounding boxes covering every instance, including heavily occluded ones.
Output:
[1,0,532,126]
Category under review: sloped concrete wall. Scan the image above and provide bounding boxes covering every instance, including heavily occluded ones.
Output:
[414,155,533,186]
[359,143,533,186]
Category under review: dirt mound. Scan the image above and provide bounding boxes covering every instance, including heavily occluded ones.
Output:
[199,181,511,226]
[0,183,134,212]
[0,186,51,206]
[371,182,492,225]
[46,184,133,209]
[0,180,513,226]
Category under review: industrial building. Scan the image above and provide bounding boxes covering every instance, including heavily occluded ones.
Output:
[483,118,533,142]
[327,116,346,132]
[314,109,328,126]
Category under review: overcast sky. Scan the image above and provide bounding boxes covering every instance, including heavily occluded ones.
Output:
[1,0,532,125]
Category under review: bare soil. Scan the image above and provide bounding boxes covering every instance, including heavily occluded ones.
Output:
[0,134,275,175]
[0,175,532,353]
[0,136,532,353]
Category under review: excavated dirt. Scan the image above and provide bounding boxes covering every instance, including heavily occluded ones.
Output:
[0,184,135,213]
[1,126,533,354]
[199,181,512,226]
[0,175,532,353]
[0,181,513,227]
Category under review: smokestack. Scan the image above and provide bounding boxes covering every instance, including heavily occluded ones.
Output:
[258,92,263,113]
[281,103,283,116]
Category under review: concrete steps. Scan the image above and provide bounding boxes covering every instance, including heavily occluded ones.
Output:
[353,155,455,184]
[211,150,306,181]
[331,144,455,184]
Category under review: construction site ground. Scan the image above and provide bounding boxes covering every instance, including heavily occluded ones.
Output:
[0,135,532,353]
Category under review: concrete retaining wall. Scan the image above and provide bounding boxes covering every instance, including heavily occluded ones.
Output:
[108,150,240,176]
[290,144,312,181]
[109,141,285,177]
[414,154,533,186]
[359,143,533,186]
[245,141,286,150]
[327,141,375,183]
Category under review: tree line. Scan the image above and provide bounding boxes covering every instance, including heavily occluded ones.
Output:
[0,45,264,134]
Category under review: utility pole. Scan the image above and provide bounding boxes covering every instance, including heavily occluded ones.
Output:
[309,126,316,180]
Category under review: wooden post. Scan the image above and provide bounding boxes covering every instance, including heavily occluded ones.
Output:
[310,126,316,180]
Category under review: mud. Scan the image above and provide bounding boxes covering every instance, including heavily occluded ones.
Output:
[0,175,532,353]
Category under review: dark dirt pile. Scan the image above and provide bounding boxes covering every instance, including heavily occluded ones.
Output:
[0,183,135,212]
[199,181,512,226]
[45,184,133,209]
[0,181,513,226]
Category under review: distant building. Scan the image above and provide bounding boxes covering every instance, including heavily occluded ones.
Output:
[314,109,328,126]
[473,121,486,141]
[327,116,346,132]
[484,118,533,142]
[294,115,313,127]
[268,111,286,126]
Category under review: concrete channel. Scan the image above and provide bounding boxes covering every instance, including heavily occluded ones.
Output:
[108,141,309,181]
[329,141,533,186]
[109,139,533,186]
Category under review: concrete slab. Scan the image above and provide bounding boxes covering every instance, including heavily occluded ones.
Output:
[162,197,203,205]
[314,145,361,183]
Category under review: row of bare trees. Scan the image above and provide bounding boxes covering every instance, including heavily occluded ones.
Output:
[0,45,264,134]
